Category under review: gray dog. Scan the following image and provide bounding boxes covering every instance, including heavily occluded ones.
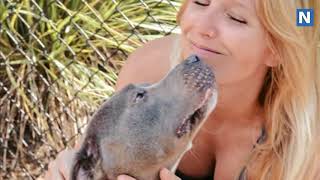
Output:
[70,55,218,180]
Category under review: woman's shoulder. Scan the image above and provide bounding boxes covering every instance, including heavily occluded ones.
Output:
[115,33,179,91]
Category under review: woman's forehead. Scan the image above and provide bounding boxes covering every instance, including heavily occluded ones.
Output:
[227,0,256,12]
[189,0,256,12]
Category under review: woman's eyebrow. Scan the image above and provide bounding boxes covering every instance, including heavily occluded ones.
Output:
[231,0,255,16]
[234,0,250,10]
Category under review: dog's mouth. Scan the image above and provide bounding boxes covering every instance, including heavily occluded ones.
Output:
[176,89,213,138]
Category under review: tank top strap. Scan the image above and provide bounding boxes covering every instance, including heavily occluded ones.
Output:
[253,126,267,149]
[238,126,268,180]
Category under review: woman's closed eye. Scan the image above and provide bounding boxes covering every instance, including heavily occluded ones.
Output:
[227,14,247,24]
[193,1,209,6]
[193,1,248,25]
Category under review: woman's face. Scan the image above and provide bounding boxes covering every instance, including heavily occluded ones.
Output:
[179,0,275,85]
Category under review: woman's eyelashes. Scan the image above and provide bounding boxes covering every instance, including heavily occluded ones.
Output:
[193,1,209,6]
[227,14,247,24]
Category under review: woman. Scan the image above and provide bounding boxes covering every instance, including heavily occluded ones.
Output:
[46,0,320,179]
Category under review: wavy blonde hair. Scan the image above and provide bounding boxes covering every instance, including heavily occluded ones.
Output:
[174,0,320,179]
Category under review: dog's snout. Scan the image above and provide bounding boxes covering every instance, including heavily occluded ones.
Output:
[180,55,215,92]
[186,55,200,64]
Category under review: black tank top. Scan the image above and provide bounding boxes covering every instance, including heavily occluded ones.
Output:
[175,127,267,180]
[175,169,213,180]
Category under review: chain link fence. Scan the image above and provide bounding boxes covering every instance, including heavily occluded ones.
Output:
[0,0,181,179]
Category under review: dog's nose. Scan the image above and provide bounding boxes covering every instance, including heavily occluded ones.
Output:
[186,55,200,64]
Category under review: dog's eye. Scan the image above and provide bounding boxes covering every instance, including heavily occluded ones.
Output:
[133,90,146,103]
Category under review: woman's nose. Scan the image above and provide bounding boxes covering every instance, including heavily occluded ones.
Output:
[195,12,218,39]
[200,29,216,39]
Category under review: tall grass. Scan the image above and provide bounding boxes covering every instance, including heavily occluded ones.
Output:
[0,0,181,178]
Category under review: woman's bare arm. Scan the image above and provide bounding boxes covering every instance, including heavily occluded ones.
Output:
[115,34,177,91]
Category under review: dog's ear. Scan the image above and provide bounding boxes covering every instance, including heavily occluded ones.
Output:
[71,136,100,180]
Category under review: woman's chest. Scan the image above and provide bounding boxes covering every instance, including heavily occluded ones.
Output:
[178,150,251,180]
[213,152,250,180]
[177,131,257,180]
[176,132,215,178]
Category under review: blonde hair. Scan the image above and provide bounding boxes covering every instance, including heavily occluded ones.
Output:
[173,0,320,179]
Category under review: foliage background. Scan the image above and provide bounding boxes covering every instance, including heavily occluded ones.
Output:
[0,0,181,179]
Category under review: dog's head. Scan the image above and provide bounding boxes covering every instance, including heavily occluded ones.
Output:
[71,55,218,180]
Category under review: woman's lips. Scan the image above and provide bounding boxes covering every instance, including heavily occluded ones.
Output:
[190,41,224,57]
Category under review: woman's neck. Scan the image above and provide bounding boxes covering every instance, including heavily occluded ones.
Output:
[207,73,267,130]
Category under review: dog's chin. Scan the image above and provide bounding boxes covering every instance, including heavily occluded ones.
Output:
[175,88,217,138]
